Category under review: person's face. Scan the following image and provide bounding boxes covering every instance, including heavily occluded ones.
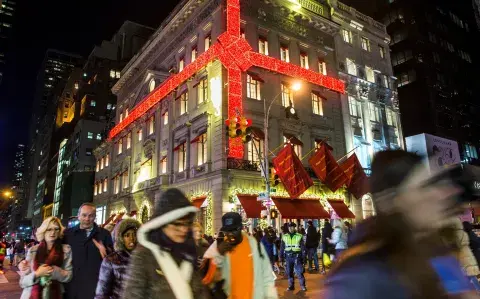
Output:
[78,206,96,229]
[122,228,137,251]
[394,166,461,232]
[223,228,243,245]
[162,217,193,243]
[288,226,295,233]
[45,221,61,243]
[193,227,202,241]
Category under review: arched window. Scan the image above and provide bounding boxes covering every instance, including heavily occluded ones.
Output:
[362,194,375,219]
[149,79,156,93]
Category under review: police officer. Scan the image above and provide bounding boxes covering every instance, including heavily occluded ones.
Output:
[280,222,306,291]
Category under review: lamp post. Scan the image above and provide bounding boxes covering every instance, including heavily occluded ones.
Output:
[262,82,301,224]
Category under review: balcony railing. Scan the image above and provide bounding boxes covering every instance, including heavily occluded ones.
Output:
[227,158,261,171]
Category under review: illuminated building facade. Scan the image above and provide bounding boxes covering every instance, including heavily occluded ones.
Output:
[93,0,387,233]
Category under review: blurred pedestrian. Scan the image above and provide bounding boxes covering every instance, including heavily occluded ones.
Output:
[122,188,209,299]
[280,222,306,292]
[202,212,278,299]
[19,217,72,299]
[305,221,320,272]
[325,150,477,299]
[63,203,113,299]
[463,221,480,265]
[328,219,348,260]
[13,239,26,266]
[95,219,140,299]
[0,238,6,273]
[261,227,277,267]
[193,222,210,260]
[451,218,480,289]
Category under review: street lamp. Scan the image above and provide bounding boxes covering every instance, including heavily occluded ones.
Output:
[262,82,302,224]
[3,191,11,198]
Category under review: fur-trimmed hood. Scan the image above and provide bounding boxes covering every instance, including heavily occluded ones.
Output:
[114,218,141,252]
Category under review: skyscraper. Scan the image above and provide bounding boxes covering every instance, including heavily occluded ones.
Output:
[6,144,26,232]
[0,0,15,85]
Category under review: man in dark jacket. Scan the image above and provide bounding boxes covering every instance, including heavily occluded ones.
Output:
[63,203,113,299]
[305,221,319,271]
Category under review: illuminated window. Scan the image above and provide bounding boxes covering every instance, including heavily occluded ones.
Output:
[300,52,309,69]
[259,38,269,55]
[96,133,102,140]
[365,66,375,83]
[191,48,197,62]
[379,46,386,59]
[94,183,98,196]
[116,71,121,79]
[96,160,100,172]
[241,30,245,39]
[397,70,416,87]
[386,108,397,127]
[205,35,212,51]
[114,176,120,194]
[312,93,324,116]
[161,157,168,174]
[105,154,109,167]
[163,111,169,125]
[179,58,185,72]
[100,157,104,170]
[247,138,263,164]
[110,70,116,78]
[107,103,112,110]
[138,128,143,142]
[74,82,79,89]
[342,29,353,44]
[346,58,357,76]
[179,92,188,115]
[280,46,289,62]
[198,78,208,104]
[318,60,327,75]
[197,134,208,166]
[118,139,123,155]
[149,79,155,92]
[361,37,371,51]
[281,84,293,107]
[247,75,261,100]
[127,133,132,149]
[177,143,187,172]
[120,112,123,122]
[369,103,381,122]
[87,132,93,139]
[103,179,108,192]
[122,172,129,189]
[148,116,155,135]
[284,136,302,158]
[125,109,129,117]
[349,96,361,117]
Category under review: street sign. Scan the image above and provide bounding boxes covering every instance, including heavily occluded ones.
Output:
[270,188,277,193]
[259,192,266,197]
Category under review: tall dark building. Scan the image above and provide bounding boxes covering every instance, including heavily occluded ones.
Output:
[6,143,28,232]
[0,0,15,85]
[342,0,480,163]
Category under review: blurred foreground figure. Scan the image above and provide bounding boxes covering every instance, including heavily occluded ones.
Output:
[122,188,209,299]
[325,150,478,299]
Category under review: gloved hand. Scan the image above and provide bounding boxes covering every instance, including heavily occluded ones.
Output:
[217,241,235,256]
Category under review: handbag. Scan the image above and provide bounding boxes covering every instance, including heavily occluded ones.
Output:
[323,253,332,268]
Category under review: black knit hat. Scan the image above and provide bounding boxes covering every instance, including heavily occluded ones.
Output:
[152,188,195,221]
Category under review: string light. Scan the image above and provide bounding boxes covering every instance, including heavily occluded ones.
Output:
[108,0,346,161]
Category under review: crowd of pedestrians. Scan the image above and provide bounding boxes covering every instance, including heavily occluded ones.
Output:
[1,149,480,298]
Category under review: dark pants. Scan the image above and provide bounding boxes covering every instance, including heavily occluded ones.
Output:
[285,253,305,288]
[307,248,319,270]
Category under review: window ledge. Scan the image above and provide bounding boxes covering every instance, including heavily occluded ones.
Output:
[247,97,261,101]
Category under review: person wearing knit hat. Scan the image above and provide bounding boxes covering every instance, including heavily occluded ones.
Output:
[122,188,210,299]
[95,218,140,299]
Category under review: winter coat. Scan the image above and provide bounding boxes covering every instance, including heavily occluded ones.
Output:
[454,221,480,276]
[305,226,320,249]
[196,239,210,259]
[330,227,348,250]
[261,236,276,262]
[19,244,73,299]
[63,223,113,299]
[322,224,334,254]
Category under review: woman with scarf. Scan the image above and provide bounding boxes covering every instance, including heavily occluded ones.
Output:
[19,217,72,299]
[95,218,141,299]
[122,188,209,299]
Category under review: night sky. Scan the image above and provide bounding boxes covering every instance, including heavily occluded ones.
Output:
[0,0,180,187]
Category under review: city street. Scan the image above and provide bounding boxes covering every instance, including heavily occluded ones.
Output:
[0,260,326,299]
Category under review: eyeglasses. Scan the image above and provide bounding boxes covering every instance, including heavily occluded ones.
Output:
[46,228,60,233]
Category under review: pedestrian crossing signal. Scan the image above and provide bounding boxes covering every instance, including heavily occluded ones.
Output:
[270,209,278,219]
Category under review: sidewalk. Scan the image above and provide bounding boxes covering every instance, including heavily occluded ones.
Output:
[0,260,22,299]
[276,270,327,298]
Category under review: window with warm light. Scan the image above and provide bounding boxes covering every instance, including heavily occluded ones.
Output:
[149,79,156,92]
[198,78,208,104]
[98,182,102,194]
[161,157,168,174]
[96,160,100,172]
[191,48,197,62]
[300,52,309,69]
[179,92,188,115]
[365,66,375,83]
[100,157,104,170]
[361,37,371,51]
[163,111,169,125]
[205,35,211,51]
[284,136,302,158]
[197,134,208,166]
[122,172,129,189]
[120,112,123,122]
[105,154,109,167]
[247,75,261,100]
[369,103,381,122]
[118,139,123,155]
[318,60,327,75]
[349,96,361,117]
[115,71,121,79]
[342,29,353,44]
[138,129,143,142]
[247,138,263,164]
[110,70,116,78]
[125,109,129,117]
[179,58,185,72]
[114,176,120,194]
[127,132,132,149]
[379,46,386,59]
[177,143,187,172]
[281,84,293,107]
[94,183,98,196]
[346,58,357,76]
[312,93,324,116]
[241,30,245,39]
[148,116,155,135]
[280,46,289,62]
[259,38,269,55]
[103,179,108,192]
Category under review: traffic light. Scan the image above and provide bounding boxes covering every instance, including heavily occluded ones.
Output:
[225,115,253,142]
[270,209,279,219]
[270,167,280,186]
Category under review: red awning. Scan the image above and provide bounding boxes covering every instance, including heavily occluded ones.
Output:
[251,127,265,140]
[284,133,303,146]
[237,194,263,218]
[327,200,355,219]
[192,196,207,208]
[247,72,265,83]
[102,214,116,228]
[272,197,330,219]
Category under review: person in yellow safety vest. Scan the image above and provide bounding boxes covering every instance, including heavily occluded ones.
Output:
[279,223,306,292]
[0,238,7,274]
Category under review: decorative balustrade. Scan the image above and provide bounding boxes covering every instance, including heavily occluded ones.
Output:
[227,158,261,171]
